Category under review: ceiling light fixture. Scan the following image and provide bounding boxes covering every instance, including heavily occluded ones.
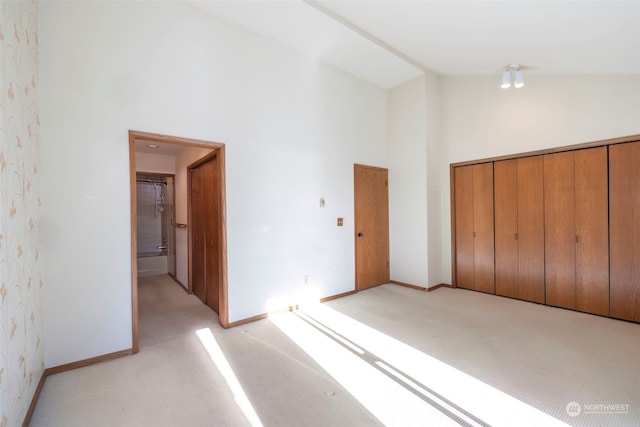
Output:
[501,69,512,89]
[146,144,160,149]
[514,69,525,88]
[501,64,525,89]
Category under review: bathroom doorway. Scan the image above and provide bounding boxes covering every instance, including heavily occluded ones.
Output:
[135,173,176,278]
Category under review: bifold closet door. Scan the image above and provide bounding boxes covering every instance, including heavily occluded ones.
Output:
[494,160,518,298]
[190,156,220,313]
[454,163,494,294]
[495,157,544,303]
[202,159,219,313]
[544,147,608,315]
[610,141,640,322]
[191,166,206,304]
[574,148,608,315]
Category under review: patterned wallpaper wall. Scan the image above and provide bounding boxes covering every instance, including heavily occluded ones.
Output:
[0,0,44,426]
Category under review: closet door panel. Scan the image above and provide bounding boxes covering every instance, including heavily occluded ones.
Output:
[610,142,640,322]
[203,159,219,313]
[191,167,206,304]
[516,156,545,303]
[494,160,518,298]
[544,152,576,309]
[454,166,475,289]
[473,163,495,294]
[574,147,609,316]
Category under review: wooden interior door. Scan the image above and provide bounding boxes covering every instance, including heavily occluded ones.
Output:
[354,164,390,290]
[472,163,495,294]
[454,165,475,290]
[574,147,609,316]
[544,151,576,309]
[610,141,640,322]
[190,155,220,312]
[515,156,545,303]
[191,165,206,304]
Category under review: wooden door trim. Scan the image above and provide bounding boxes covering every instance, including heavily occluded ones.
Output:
[450,164,457,287]
[354,163,388,172]
[451,134,640,167]
[128,134,138,353]
[188,150,218,170]
[129,130,228,354]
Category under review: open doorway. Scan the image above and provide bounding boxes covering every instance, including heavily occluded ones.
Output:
[129,130,229,354]
[135,173,176,278]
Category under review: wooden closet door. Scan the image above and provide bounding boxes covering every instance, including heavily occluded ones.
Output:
[191,166,206,304]
[574,147,609,316]
[202,159,219,313]
[494,160,518,298]
[472,163,495,294]
[454,163,494,293]
[495,157,544,303]
[454,166,475,290]
[544,151,576,309]
[610,142,640,321]
[516,157,545,303]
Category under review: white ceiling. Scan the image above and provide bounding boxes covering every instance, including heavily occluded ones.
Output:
[188,0,640,89]
[135,139,188,156]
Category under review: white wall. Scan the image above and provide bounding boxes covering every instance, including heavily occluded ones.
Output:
[424,71,443,287]
[386,71,442,288]
[39,1,388,366]
[387,76,428,287]
[439,74,640,284]
[136,152,176,175]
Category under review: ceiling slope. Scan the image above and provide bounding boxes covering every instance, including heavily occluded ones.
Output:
[188,0,640,88]
[189,0,424,89]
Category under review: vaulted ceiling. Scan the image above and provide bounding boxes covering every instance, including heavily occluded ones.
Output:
[188,0,640,89]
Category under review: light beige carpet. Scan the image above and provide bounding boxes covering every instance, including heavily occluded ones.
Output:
[30,276,640,426]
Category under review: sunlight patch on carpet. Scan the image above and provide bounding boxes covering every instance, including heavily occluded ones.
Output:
[196,328,264,427]
[269,303,569,427]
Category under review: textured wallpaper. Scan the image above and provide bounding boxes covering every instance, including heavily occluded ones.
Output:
[0,0,44,426]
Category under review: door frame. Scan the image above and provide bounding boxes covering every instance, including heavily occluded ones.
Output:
[129,130,229,354]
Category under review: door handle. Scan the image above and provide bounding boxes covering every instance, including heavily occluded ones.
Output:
[357,232,364,238]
